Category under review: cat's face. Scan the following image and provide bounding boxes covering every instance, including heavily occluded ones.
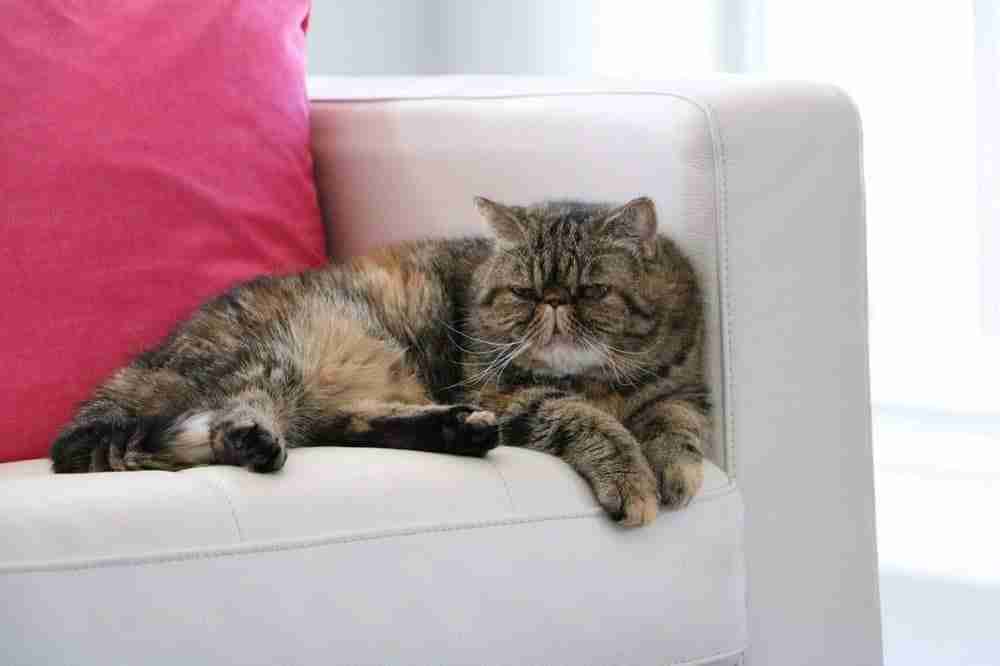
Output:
[470,197,665,380]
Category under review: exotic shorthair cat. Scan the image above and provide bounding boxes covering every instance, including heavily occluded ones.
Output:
[52,197,709,527]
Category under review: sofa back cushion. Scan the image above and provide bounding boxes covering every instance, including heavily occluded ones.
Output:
[0,1,326,462]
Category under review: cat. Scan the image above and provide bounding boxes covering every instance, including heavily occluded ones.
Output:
[51,197,709,527]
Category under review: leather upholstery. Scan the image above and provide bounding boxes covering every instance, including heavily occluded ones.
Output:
[2,76,882,665]
[1,450,745,666]
[308,78,881,664]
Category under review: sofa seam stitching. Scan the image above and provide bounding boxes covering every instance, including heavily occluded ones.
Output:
[3,511,605,576]
[487,457,517,513]
[638,91,735,480]
[670,645,747,666]
[661,94,735,481]
[0,482,738,575]
[191,476,245,542]
[704,100,737,480]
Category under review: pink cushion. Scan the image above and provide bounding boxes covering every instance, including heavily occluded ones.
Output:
[0,2,326,462]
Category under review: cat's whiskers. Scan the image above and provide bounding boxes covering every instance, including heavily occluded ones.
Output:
[602,342,657,385]
[453,317,543,390]
[563,316,624,384]
[583,335,626,385]
[448,342,520,389]
[491,322,543,388]
[451,346,514,387]
[444,332,503,358]
[584,323,652,357]
[444,319,537,385]
[444,322,520,351]
[567,316,655,387]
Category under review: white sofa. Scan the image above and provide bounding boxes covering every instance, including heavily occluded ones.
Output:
[0,77,882,666]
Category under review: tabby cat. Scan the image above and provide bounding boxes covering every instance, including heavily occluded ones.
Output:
[52,197,709,527]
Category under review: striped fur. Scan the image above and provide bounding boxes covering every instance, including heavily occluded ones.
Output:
[51,197,709,526]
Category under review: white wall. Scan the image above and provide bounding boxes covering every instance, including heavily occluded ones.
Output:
[306,1,719,76]
[306,1,440,75]
[435,0,596,75]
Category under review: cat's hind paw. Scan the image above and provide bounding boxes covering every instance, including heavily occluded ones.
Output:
[216,420,287,473]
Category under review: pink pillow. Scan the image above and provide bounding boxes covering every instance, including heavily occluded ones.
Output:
[0,2,327,462]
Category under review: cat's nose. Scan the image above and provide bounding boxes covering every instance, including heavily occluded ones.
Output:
[542,287,569,307]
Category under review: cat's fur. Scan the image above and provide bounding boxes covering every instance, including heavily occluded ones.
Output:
[51,197,709,527]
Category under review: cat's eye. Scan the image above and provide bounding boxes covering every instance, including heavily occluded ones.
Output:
[510,286,536,300]
[581,284,610,300]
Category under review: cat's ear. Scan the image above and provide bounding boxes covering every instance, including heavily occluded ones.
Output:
[474,196,526,246]
[602,197,658,259]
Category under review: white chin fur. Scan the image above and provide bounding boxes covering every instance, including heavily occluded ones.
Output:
[532,343,605,376]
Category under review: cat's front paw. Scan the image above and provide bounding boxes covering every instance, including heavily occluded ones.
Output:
[593,460,660,528]
[642,436,705,510]
[658,459,704,509]
[440,405,499,456]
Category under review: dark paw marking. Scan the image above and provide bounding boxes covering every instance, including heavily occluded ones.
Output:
[52,418,140,473]
[440,405,499,456]
[221,422,287,473]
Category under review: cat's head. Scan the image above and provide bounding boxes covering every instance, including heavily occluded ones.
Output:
[468,197,699,383]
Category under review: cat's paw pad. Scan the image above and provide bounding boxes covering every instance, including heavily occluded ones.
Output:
[220,422,287,473]
[595,464,660,528]
[659,459,704,510]
[440,405,499,456]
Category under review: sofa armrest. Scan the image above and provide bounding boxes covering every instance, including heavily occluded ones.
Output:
[308,75,881,666]
[688,81,880,666]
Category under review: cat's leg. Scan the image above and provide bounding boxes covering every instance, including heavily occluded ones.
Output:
[304,400,499,457]
[498,387,659,527]
[52,365,195,473]
[165,391,288,473]
[623,381,710,509]
[52,367,289,473]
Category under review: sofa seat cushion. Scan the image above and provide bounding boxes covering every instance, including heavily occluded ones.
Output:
[0,447,745,665]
